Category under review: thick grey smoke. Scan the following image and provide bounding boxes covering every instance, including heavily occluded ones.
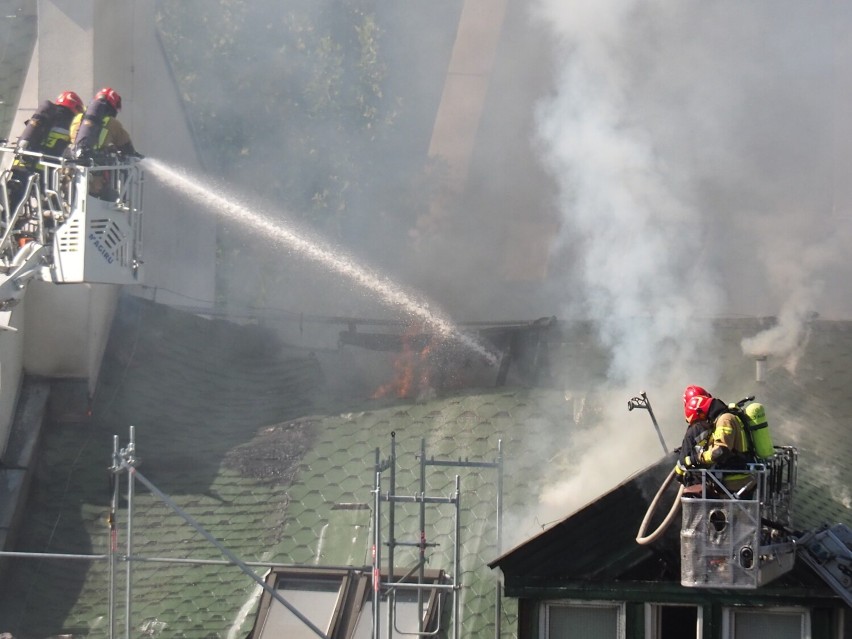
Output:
[532,1,723,391]
[527,1,852,515]
[155,2,483,323]
[154,2,852,437]
[155,1,852,335]
[533,0,852,381]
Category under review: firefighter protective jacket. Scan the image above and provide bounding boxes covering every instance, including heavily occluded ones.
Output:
[70,99,136,156]
[14,100,77,167]
[700,409,752,467]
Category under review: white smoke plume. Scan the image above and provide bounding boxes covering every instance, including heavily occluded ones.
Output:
[532,1,723,391]
[526,0,852,517]
[147,2,852,521]
[741,209,850,370]
[532,0,852,391]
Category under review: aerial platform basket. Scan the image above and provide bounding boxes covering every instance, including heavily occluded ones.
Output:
[51,156,144,284]
[680,447,798,589]
[0,146,144,313]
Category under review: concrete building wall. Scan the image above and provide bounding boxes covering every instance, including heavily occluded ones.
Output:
[123,0,217,308]
[0,0,216,439]
[21,0,215,367]
[22,282,118,395]
[38,1,95,99]
[0,302,25,457]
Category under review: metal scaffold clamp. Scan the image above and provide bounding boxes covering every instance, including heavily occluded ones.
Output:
[118,424,138,470]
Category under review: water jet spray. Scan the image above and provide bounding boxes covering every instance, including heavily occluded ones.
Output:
[142,158,499,365]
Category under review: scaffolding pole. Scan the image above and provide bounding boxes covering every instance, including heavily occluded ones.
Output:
[124,426,136,639]
[0,426,332,639]
[124,463,330,639]
[372,434,504,639]
[109,434,121,639]
[1,427,505,639]
[422,439,505,639]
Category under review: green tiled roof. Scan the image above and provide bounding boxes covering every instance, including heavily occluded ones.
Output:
[0,297,568,638]
[1,299,851,637]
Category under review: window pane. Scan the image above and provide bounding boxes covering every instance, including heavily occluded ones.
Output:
[352,588,432,639]
[658,605,698,639]
[351,599,375,639]
[260,579,342,639]
[549,605,619,639]
[733,610,803,639]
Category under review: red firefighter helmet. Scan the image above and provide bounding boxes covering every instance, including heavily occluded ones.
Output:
[95,87,122,112]
[682,384,710,407]
[55,91,84,114]
[684,395,713,424]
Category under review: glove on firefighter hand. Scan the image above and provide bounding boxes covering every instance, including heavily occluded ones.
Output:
[674,460,691,484]
[701,448,722,465]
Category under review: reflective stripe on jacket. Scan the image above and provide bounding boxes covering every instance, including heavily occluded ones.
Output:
[70,105,134,155]
[700,412,751,465]
[14,100,75,167]
[71,98,113,152]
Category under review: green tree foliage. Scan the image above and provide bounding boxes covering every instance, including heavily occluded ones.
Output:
[156,0,419,308]
[156,0,398,234]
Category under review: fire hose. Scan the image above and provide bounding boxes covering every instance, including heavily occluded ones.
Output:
[628,391,682,544]
[636,467,684,545]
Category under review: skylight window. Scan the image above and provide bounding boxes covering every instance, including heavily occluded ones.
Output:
[260,577,343,639]
[250,567,446,639]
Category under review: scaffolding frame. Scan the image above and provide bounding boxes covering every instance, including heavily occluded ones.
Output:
[1,426,331,639]
[0,427,505,639]
[372,432,504,639]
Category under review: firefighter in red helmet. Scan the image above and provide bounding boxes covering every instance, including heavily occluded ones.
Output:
[679,392,755,492]
[675,388,712,486]
[69,87,139,158]
[6,90,85,232]
[67,87,141,200]
[14,90,85,167]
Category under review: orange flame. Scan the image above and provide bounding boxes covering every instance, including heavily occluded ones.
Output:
[372,326,435,399]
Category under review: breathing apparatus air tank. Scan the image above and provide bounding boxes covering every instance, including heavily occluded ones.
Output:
[745,402,774,459]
